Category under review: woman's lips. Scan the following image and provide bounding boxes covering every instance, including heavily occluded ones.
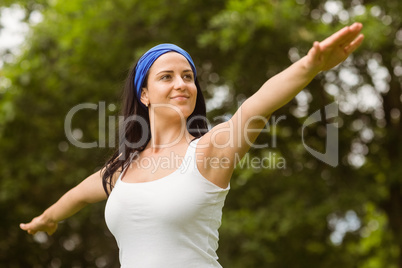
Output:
[170,96,189,101]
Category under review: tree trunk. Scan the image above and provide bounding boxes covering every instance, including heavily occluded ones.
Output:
[382,185,402,268]
[381,42,402,267]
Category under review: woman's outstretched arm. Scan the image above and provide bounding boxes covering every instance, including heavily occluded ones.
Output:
[198,22,364,188]
[19,169,110,235]
[243,22,364,118]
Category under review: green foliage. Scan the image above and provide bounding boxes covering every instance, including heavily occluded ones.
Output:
[1,0,401,267]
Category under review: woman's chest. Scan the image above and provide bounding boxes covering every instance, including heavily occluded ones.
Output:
[123,151,188,183]
[106,177,211,229]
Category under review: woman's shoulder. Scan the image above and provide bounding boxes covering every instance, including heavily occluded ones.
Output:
[111,169,122,185]
[192,133,233,189]
[102,158,125,188]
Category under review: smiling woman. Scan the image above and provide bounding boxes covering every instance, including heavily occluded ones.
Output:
[141,52,198,120]
[20,23,364,267]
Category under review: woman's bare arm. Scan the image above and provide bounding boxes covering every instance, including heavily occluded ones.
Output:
[20,169,112,235]
[198,23,364,188]
[239,23,364,118]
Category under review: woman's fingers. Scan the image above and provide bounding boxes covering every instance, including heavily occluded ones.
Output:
[20,222,34,234]
[321,22,363,48]
[320,26,350,47]
[338,25,363,48]
[21,219,58,236]
[47,228,56,236]
[345,33,365,54]
[19,223,29,230]
[28,229,37,235]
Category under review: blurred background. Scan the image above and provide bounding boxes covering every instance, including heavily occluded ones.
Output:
[1,0,401,267]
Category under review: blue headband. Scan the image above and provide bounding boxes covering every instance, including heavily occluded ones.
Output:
[134,43,197,109]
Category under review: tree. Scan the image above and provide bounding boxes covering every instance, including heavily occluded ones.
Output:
[199,0,402,267]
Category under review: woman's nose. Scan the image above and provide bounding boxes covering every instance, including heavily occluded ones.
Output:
[173,76,186,90]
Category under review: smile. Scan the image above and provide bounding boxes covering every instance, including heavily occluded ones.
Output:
[170,96,189,100]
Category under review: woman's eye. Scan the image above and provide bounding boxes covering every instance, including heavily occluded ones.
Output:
[184,74,193,80]
[161,75,171,80]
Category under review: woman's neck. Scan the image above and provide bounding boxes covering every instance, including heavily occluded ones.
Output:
[147,115,193,152]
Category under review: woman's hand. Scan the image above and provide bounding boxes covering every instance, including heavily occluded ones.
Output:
[19,169,108,236]
[20,215,58,235]
[305,22,364,73]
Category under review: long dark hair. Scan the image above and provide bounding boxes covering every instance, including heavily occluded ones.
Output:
[101,60,208,195]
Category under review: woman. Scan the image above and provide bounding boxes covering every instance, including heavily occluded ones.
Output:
[20,23,364,267]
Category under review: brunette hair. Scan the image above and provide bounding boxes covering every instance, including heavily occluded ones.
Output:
[101,60,208,195]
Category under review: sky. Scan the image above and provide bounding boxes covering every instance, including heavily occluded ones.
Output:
[0,5,42,68]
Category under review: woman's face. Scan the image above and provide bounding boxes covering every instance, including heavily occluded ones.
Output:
[142,52,197,120]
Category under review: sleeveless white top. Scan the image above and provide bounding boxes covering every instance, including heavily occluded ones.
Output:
[104,138,230,268]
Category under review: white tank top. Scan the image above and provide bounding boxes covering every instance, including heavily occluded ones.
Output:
[104,138,230,268]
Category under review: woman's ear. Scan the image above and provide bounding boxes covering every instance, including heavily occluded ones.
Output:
[140,88,149,107]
